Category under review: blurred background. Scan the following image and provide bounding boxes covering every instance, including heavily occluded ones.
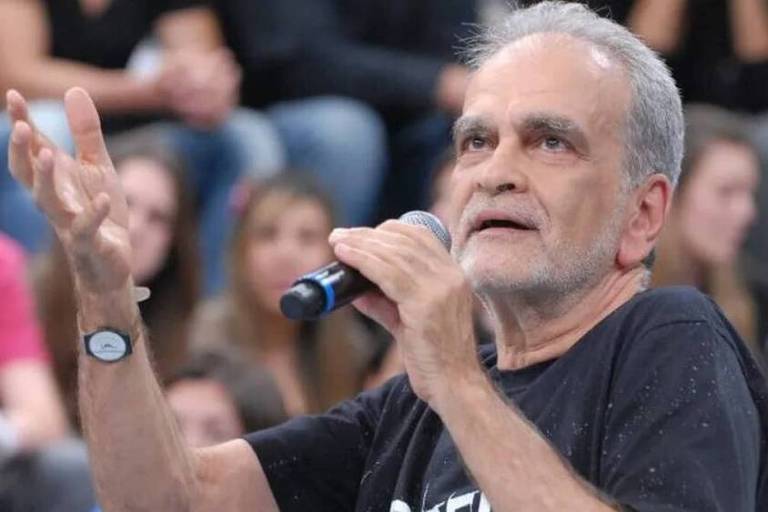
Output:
[0,0,765,509]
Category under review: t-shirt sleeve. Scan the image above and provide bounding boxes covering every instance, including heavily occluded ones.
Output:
[244,379,397,511]
[600,320,763,511]
[0,238,48,367]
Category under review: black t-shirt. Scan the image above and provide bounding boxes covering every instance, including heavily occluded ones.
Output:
[41,0,206,131]
[44,0,207,69]
[246,287,768,511]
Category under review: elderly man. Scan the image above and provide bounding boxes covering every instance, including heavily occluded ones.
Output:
[6,2,767,511]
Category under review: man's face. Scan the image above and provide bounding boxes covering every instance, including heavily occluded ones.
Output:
[449,34,632,299]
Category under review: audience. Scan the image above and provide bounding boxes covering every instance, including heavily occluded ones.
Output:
[190,173,375,415]
[0,0,284,294]
[34,129,201,425]
[0,233,94,512]
[166,348,287,447]
[213,0,388,227]
[217,0,479,221]
[653,105,762,358]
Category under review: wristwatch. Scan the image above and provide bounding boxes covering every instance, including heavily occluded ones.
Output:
[83,328,133,363]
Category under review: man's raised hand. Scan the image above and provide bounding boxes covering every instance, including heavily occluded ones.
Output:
[7,88,132,294]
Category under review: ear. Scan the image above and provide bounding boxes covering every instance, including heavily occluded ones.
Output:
[617,174,673,268]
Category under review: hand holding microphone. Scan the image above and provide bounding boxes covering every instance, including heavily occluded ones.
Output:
[280,211,451,320]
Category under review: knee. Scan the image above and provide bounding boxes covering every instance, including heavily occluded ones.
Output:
[311,97,387,156]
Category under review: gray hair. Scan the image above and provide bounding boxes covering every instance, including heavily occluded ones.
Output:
[462,1,684,189]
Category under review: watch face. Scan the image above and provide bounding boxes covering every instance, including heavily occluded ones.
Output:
[88,331,128,362]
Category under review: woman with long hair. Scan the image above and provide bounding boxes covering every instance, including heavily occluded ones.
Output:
[653,104,762,356]
[34,128,201,424]
[190,173,375,416]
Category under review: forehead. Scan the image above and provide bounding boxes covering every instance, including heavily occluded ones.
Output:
[465,33,631,136]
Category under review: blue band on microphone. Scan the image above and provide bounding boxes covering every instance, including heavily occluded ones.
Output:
[320,279,336,313]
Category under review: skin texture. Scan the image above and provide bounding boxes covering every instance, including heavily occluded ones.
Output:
[4,29,673,512]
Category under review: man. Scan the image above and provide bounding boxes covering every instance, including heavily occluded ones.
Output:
[6,2,767,511]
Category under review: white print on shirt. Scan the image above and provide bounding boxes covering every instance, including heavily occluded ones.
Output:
[390,490,491,512]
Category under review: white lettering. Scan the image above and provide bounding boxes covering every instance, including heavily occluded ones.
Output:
[447,491,477,511]
[478,493,491,512]
[391,500,412,512]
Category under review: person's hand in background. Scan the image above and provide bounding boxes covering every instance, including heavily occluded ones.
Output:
[157,48,241,129]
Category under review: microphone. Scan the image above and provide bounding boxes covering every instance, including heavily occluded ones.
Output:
[280,211,451,320]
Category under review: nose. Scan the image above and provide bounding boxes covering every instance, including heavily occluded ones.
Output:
[474,142,528,195]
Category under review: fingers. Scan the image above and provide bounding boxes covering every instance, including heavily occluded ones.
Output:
[332,230,428,303]
[71,192,110,246]
[8,121,34,188]
[352,292,400,333]
[6,89,30,125]
[64,88,110,166]
[32,147,57,209]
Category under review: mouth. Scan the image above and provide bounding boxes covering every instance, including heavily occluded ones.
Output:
[469,210,538,237]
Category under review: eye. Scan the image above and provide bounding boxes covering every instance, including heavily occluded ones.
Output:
[461,135,489,153]
[540,136,569,152]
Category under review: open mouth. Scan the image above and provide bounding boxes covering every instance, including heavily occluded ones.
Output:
[476,218,535,232]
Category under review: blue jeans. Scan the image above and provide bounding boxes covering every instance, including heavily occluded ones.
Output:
[0,103,284,295]
[268,96,387,226]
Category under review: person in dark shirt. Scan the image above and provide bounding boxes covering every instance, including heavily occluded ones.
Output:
[0,0,284,294]
[5,2,767,511]
[215,0,478,221]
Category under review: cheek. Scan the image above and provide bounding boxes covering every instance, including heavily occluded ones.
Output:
[681,191,722,236]
[144,225,174,264]
[245,246,271,289]
[298,244,332,273]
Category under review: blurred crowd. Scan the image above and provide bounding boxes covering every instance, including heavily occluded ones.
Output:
[0,0,766,509]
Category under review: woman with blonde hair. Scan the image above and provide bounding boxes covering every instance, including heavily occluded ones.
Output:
[34,128,201,424]
[653,104,762,357]
[190,172,375,416]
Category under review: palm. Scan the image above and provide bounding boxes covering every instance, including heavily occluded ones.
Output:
[7,88,132,292]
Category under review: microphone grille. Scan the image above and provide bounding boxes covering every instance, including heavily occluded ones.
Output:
[398,211,452,250]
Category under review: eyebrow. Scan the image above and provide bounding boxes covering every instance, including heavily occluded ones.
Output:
[519,113,590,151]
[452,115,492,144]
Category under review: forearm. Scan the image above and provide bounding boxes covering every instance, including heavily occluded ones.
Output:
[626,0,688,54]
[730,0,768,61]
[1,60,164,114]
[435,372,617,512]
[77,283,199,511]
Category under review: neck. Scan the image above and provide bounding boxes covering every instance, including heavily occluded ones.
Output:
[481,267,646,370]
[254,310,301,354]
[654,217,705,286]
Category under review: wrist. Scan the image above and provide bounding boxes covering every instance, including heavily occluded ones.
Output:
[431,363,491,419]
[75,278,142,335]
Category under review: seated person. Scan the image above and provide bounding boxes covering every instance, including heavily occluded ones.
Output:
[653,104,763,359]
[0,233,94,512]
[166,348,287,448]
[191,173,376,415]
[0,0,284,294]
